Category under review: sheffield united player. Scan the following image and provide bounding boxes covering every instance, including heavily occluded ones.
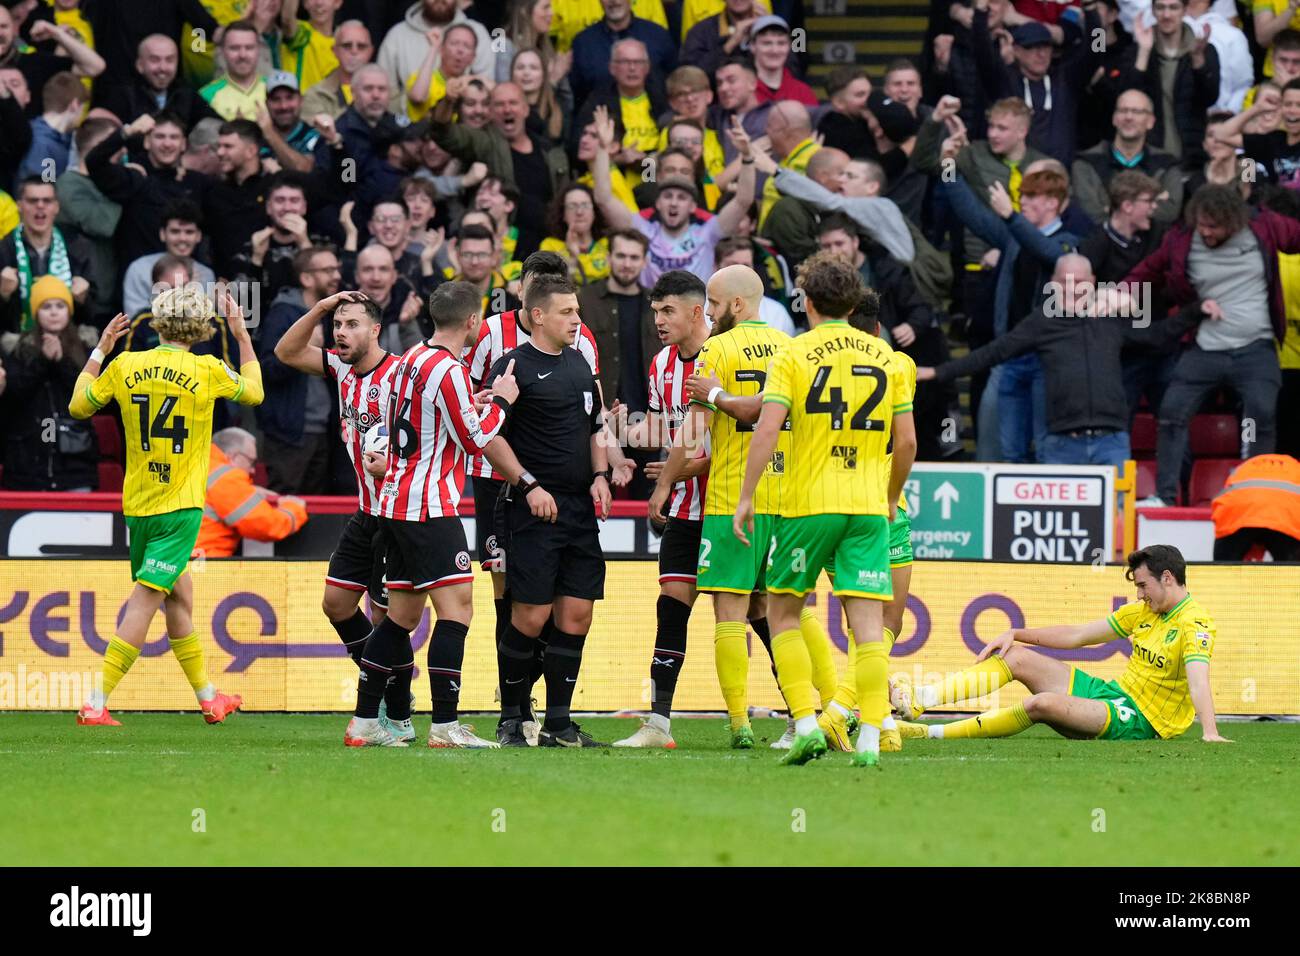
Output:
[483,273,614,748]
[273,287,413,738]
[346,282,520,748]
[611,271,712,749]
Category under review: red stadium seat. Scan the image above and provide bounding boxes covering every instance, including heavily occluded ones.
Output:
[1130,412,1157,458]
[97,461,124,492]
[92,415,122,461]
[1189,414,1238,457]
[1187,458,1241,507]
[253,463,269,487]
[1135,459,1156,499]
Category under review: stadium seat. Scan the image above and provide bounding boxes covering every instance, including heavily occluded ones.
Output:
[1187,458,1241,507]
[92,415,122,461]
[254,463,269,487]
[1130,412,1157,458]
[1189,414,1239,457]
[1135,459,1156,499]
[97,461,125,493]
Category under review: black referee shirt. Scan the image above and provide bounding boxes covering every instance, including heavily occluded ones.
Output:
[489,342,602,496]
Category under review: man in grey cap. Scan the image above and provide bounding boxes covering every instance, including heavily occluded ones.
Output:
[257,70,328,174]
[969,0,1104,162]
[591,104,757,285]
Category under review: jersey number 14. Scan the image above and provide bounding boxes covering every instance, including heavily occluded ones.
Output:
[130,394,190,454]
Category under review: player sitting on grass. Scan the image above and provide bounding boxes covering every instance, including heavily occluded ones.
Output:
[69,287,263,726]
[894,544,1232,743]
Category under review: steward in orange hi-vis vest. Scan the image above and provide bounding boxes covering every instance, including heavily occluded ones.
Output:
[194,444,309,558]
[1211,454,1300,539]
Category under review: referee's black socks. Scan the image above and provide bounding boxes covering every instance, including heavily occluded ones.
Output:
[497,622,535,720]
[543,628,586,732]
[522,619,553,722]
[749,615,779,682]
[427,619,469,724]
[355,617,413,719]
[651,596,691,719]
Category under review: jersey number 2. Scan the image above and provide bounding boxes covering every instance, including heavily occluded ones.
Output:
[805,366,887,431]
[131,394,190,453]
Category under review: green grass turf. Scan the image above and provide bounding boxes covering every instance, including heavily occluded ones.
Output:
[2,714,1297,866]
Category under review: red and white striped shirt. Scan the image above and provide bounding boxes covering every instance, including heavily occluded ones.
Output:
[324,349,401,516]
[648,344,706,520]
[465,309,600,479]
[377,343,505,521]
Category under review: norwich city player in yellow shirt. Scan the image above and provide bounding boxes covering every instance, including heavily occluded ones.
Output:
[68,287,265,727]
[735,251,916,766]
[651,265,810,749]
[895,544,1231,744]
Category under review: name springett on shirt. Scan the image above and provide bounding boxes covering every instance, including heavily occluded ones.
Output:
[804,335,890,364]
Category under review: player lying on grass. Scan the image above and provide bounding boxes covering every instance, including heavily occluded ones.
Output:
[893,544,1231,743]
[69,287,263,726]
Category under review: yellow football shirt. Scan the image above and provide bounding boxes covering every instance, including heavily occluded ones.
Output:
[620,93,660,154]
[886,344,916,512]
[693,319,790,516]
[1279,253,1300,370]
[282,22,339,91]
[1254,0,1300,77]
[539,236,610,283]
[405,69,446,122]
[763,320,904,518]
[199,75,267,121]
[578,167,639,213]
[74,346,263,517]
[759,137,818,228]
[551,0,668,52]
[680,0,770,39]
[1106,595,1217,739]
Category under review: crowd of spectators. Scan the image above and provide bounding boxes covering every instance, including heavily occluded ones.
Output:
[0,0,1297,508]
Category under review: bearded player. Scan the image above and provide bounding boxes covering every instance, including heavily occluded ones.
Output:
[274,288,413,740]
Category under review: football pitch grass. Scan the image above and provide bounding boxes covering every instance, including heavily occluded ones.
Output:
[3,714,1296,867]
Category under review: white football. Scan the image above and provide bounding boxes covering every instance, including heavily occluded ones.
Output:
[363,422,389,455]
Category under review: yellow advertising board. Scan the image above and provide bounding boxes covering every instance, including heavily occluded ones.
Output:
[0,561,1295,717]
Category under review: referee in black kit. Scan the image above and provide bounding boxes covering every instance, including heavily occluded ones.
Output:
[483,273,614,748]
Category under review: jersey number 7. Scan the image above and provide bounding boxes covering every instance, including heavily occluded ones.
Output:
[805,366,887,431]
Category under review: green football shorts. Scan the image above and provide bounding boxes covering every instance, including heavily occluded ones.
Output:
[767,514,891,600]
[889,506,913,568]
[1069,666,1160,740]
[126,508,203,594]
[697,513,775,593]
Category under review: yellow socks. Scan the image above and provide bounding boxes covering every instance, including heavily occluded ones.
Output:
[714,621,750,729]
[921,655,1014,709]
[882,625,896,653]
[92,636,141,709]
[798,608,837,709]
[853,640,890,729]
[831,636,857,712]
[934,703,1032,739]
[168,633,214,700]
[771,628,817,720]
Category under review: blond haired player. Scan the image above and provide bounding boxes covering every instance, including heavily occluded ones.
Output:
[895,544,1231,743]
[735,252,916,767]
[68,286,264,726]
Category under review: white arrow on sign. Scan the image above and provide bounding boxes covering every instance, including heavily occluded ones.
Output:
[933,481,960,520]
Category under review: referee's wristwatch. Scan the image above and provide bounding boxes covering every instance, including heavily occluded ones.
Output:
[517,471,540,495]
[593,469,612,483]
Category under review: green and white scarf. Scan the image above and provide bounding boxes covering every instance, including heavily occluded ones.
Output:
[13,224,71,332]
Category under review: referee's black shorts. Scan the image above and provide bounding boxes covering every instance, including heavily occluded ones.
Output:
[658,516,702,586]
[472,475,506,571]
[502,489,605,605]
[326,510,389,609]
